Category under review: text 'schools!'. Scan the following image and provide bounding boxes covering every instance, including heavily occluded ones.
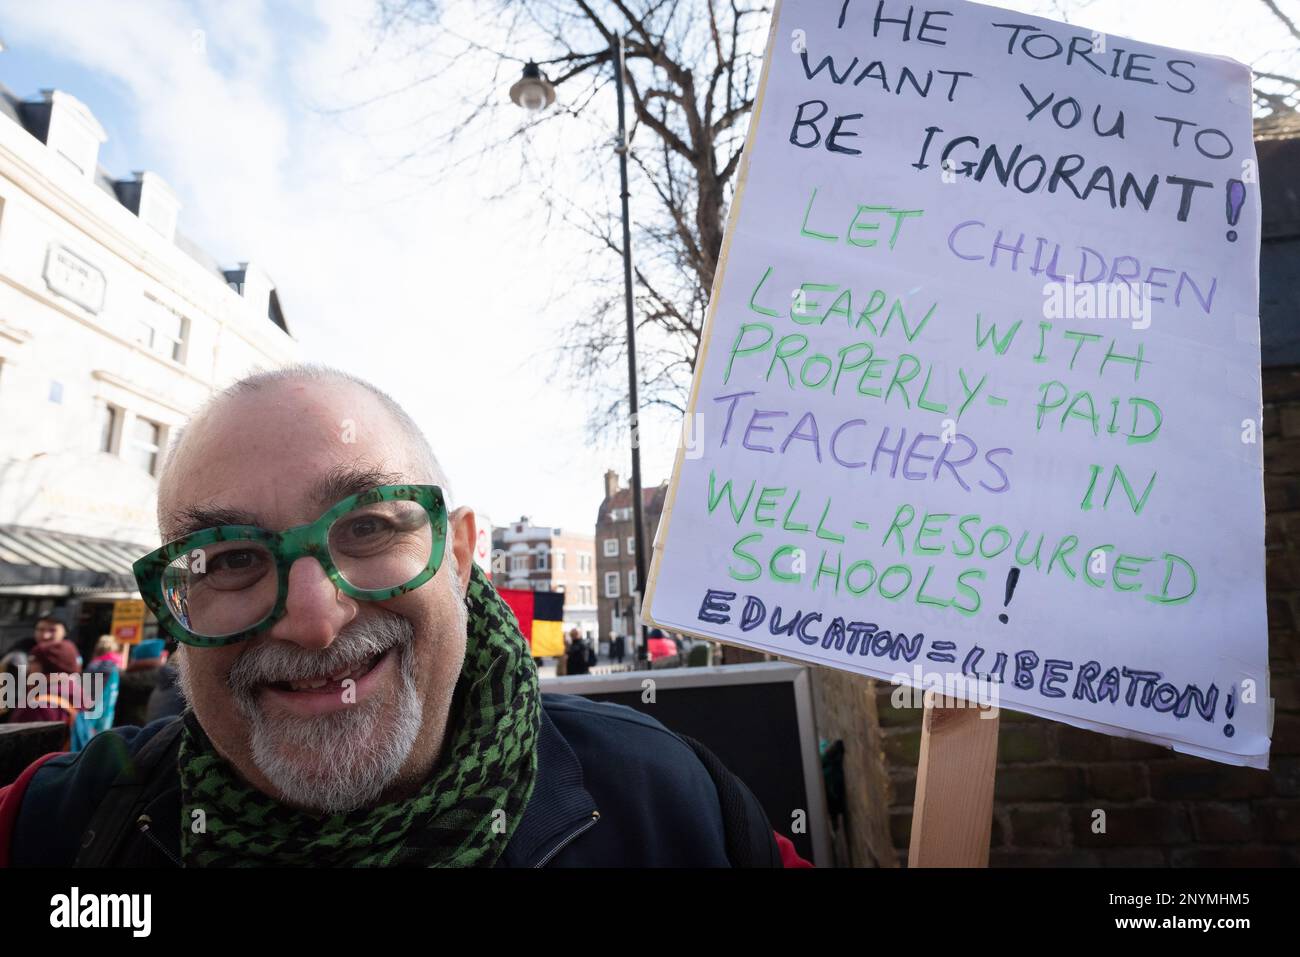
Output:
[646,0,1270,768]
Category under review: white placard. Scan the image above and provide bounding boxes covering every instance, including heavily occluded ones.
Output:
[646,0,1269,767]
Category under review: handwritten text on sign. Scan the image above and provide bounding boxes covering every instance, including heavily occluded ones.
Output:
[646,0,1269,767]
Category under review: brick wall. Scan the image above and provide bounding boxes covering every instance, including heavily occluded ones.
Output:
[872,366,1300,867]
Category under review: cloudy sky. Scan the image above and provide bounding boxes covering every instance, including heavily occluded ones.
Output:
[0,0,1294,534]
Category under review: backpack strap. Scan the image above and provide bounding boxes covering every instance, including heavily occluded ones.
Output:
[73,716,185,867]
[676,733,782,868]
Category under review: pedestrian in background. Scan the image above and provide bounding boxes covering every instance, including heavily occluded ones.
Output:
[0,647,28,723]
[145,657,186,724]
[10,639,82,747]
[646,628,675,661]
[17,613,83,669]
[565,628,590,676]
[127,637,166,670]
[72,636,123,749]
[116,637,168,726]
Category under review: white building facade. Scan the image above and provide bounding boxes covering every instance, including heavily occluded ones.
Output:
[0,86,299,652]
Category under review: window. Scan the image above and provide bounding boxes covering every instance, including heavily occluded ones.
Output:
[536,549,548,571]
[510,555,527,573]
[125,416,163,475]
[603,538,619,557]
[579,553,591,573]
[97,404,119,453]
[626,536,636,556]
[604,572,620,598]
[628,570,637,594]
[557,551,566,571]
[136,297,187,363]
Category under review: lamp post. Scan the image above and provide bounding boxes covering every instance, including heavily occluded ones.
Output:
[510,38,650,664]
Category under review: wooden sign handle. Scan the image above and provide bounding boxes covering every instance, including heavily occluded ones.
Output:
[908,691,1000,867]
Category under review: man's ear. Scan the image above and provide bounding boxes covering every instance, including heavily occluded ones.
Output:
[448,506,477,593]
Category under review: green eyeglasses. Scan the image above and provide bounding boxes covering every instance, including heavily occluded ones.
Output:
[132,484,448,647]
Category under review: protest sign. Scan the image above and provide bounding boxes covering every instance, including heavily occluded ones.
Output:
[110,599,146,644]
[645,0,1270,768]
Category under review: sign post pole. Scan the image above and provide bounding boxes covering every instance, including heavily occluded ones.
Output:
[908,691,1000,868]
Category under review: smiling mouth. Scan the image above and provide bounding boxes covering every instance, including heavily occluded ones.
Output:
[265,648,389,694]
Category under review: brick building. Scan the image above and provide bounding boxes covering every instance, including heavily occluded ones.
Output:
[827,115,1299,868]
[595,470,667,642]
[490,517,596,640]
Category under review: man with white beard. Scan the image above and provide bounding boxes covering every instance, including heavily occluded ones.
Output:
[0,365,803,868]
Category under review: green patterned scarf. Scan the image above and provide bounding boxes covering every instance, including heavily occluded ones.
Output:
[177,564,539,867]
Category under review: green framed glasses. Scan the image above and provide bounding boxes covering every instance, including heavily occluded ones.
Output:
[132,484,448,647]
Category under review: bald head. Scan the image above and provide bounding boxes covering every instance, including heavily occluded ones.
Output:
[156,364,478,814]
[158,365,449,540]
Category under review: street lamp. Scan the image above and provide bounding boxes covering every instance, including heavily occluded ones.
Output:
[508,61,555,112]
[510,38,650,665]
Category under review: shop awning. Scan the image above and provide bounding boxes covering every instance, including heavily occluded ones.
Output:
[0,524,149,595]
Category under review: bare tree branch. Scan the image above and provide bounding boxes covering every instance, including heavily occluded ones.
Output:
[1262,0,1300,46]
[373,0,767,435]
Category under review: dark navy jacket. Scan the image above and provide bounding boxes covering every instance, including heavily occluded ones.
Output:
[1,693,782,867]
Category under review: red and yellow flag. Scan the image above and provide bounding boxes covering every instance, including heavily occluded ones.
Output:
[497,587,566,658]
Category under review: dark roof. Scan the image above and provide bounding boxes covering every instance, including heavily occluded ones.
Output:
[267,288,289,333]
[597,482,668,526]
[0,84,22,128]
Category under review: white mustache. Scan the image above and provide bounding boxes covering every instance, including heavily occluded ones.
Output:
[228,614,413,694]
